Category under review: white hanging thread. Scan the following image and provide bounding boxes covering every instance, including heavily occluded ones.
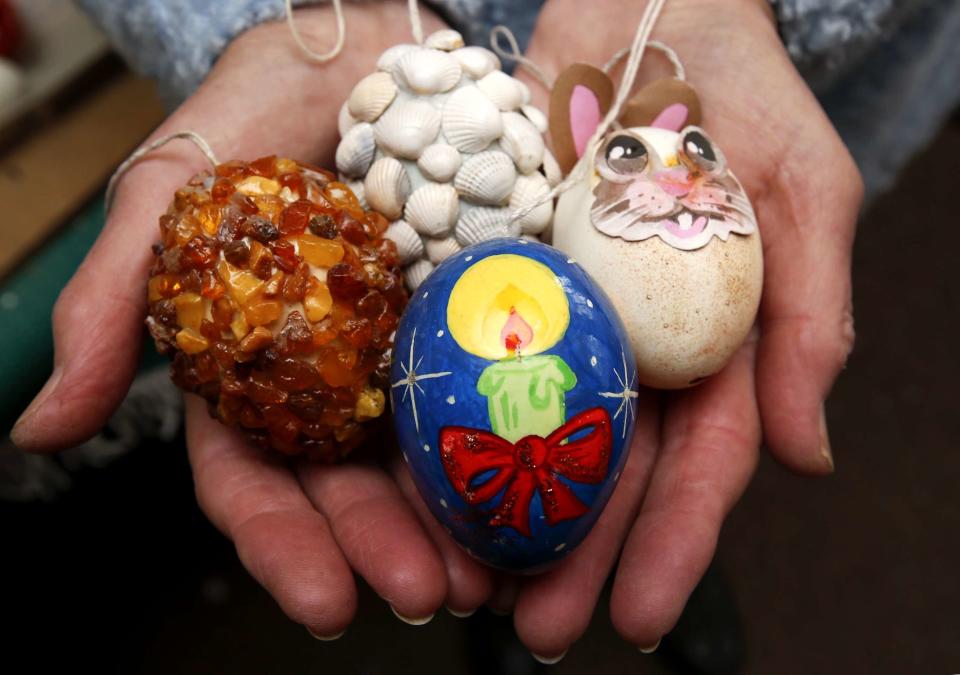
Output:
[603,40,685,80]
[489,24,553,90]
[509,0,671,226]
[408,0,425,44]
[105,131,219,212]
[285,0,346,62]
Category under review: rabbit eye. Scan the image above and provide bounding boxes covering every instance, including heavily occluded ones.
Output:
[680,127,724,174]
[604,135,648,174]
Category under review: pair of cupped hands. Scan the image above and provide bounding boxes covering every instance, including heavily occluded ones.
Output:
[11,0,861,661]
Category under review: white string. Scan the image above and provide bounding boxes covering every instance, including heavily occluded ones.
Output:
[408,0,424,44]
[105,131,219,212]
[509,0,670,226]
[603,40,684,80]
[489,24,553,90]
[285,0,346,63]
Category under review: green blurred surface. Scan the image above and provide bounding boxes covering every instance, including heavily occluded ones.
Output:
[0,194,162,431]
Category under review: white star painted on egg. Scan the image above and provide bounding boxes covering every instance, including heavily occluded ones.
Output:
[392,327,452,434]
[599,348,639,438]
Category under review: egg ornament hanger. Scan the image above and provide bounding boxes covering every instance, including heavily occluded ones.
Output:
[334,26,557,291]
[549,62,764,390]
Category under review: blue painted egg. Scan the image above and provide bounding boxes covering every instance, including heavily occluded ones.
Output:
[391,239,638,572]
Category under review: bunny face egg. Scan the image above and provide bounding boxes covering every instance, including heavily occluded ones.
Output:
[553,125,763,389]
[391,239,637,572]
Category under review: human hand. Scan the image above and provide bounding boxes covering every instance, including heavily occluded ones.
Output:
[463,0,862,659]
[10,2,500,637]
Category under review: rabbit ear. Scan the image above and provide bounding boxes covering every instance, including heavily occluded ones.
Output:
[549,64,614,174]
[620,78,702,130]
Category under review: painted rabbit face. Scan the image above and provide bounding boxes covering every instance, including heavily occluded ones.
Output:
[589,125,756,251]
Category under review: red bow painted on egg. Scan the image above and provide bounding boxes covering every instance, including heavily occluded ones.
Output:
[439,408,613,537]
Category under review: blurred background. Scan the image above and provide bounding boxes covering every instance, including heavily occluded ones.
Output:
[1,2,957,674]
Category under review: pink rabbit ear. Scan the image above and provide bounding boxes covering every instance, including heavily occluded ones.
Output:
[549,64,614,174]
[620,78,702,130]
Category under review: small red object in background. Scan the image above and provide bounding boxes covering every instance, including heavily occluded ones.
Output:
[0,0,22,59]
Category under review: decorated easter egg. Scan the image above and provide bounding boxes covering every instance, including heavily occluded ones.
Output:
[336,29,557,292]
[549,68,763,389]
[391,239,638,571]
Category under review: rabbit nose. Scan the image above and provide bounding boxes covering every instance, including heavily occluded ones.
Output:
[654,168,694,196]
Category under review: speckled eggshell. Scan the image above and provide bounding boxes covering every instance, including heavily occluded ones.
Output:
[391,239,638,572]
[553,179,763,389]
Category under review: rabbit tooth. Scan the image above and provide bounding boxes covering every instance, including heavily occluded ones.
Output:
[442,85,503,153]
[452,46,501,80]
[500,112,545,175]
[424,236,462,264]
[335,123,376,178]
[373,98,441,160]
[509,172,553,235]
[364,157,411,220]
[417,143,462,183]
[385,219,424,265]
[404,182,459,237]
[348,72,397,123]
[404,258,435,291]
[393,48,462,94]
[454,151,517,205]
[455,205,519,247]
[521,104,548,133]
[476,71,525,111]
[424,29,464,51]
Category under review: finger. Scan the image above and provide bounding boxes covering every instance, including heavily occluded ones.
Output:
[755,133,862,474]
[611,339,760,649]
[297,456,448,623]
[392,459,495,616]
[512,391,660,659]
[185,397,355,637]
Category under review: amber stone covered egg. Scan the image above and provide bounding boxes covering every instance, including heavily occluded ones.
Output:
[146,156,407,460]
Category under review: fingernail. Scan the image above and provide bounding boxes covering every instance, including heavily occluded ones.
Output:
[819,404,834,472]
[11,368,63,445]
[639,638,661,654]
[306,626,345,641]
[532,649,567,665]
[390,605,434,626]
[446,606,476,618]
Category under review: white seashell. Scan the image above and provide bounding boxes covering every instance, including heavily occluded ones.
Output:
[364,157,411,220]
[405,182,459,237]
[335,123,376,178]
[542,148,563,187]
[338,101,358,137]
[393,48,462,94]
[404,258,435,291]
[424,236,462,264]
[442,85,503,153]
[521,234,540,243]
[385,220,424,265]
[500,112,545,175]
[455,206,520,247]
[454,151,517,205]
[373,99,441,160]
[377,43,418,72]
[417,144,462,183]
[342,179,369,210]
[348,72,397,123]
[476,71,525,111]
[521,104,548,133]
[424,29,464,51]
[509,172,553,235]
[518,80,532,104]
[452,46,501,80]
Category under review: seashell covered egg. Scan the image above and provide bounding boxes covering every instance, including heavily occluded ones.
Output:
[336,30,557,291]
[391,239,638,571]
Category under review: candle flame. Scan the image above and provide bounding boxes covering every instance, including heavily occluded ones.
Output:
[501,307,534,355]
